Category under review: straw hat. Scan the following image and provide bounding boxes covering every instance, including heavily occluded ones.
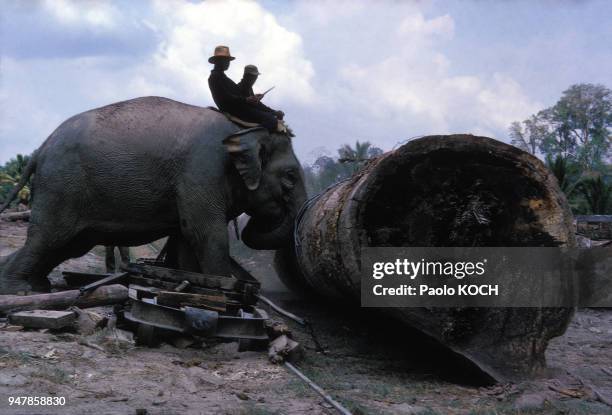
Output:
[208,45,235,63]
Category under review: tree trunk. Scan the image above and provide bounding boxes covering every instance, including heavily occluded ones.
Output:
[275,134,576,382]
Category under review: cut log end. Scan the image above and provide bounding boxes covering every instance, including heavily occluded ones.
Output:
[361,135,574,248]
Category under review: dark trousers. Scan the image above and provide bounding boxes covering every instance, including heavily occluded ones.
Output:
[228,105,277,132]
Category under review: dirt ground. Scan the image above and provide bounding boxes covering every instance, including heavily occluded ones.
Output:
[1,218,612,415]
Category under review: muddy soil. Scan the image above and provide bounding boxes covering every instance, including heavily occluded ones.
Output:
[1,218,612,415]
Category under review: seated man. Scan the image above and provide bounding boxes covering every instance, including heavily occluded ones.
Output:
[238,65,284,121]
[207,46,281,133]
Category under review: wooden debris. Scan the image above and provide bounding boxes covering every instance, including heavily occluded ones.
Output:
[71,307,107,335]
[9,309,75,329]
[268,334,302,363]
[0,210,31,221]
[156,291,226,312]
[174,280,190,292]
[0,284,128,314]
[265,320,292,340]
[122,263,234,289]
[78,272,129,295]
[548,384,584,398]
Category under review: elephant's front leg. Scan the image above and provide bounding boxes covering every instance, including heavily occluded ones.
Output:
[180,214,231,278]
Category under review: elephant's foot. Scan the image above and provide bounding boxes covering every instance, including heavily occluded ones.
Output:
[0,254,52,294]
[0,275,34,295]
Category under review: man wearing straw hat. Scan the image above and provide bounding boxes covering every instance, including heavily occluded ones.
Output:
[207,45,280,133]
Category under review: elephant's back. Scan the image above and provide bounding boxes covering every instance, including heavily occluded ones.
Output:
[38,96,235,170]
[89,96,233,147]
[42,96,233,155]
[33,97,234,213]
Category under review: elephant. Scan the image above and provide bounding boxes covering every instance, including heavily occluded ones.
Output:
[0,96,307,294]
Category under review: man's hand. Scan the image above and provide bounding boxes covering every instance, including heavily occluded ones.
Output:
[246,94,264,103]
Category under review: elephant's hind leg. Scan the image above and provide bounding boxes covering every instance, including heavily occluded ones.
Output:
[0,242,54,293]
[0,226,94,294]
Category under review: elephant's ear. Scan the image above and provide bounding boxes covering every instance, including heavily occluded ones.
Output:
[223,127,268,191]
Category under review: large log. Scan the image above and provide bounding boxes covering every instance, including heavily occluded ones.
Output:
[275,134,576,382]
[0,284,128,314]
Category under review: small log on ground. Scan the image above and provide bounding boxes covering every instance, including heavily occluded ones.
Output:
[0,210,31,221]
[0,284,128,314]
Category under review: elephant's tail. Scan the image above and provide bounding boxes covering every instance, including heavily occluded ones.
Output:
[0,149,38,214]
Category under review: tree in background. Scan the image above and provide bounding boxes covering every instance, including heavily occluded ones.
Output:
[303,141,383,196]
[541,84,611,170]
[510,83,611,214]
[577,176,612,215]
[509,114,549,155]
[0,154,32,208]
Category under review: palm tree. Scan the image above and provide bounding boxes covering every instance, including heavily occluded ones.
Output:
[338,141,372,163]
[578,176,612,214]
[545,154,581,195]
[0,154,32,207]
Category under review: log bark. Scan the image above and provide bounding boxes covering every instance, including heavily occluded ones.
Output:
[0,210,31,221]
[275,134,576,382]
[0,284,128,314]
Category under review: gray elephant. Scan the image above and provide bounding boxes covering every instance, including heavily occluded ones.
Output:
[0,96,307,294]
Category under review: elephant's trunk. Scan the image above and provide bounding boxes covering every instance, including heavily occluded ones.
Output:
[241,212,295,250]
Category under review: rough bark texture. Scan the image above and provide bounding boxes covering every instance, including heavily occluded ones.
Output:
[0,284,127,314]
[0,211,31,222]
[275,134,576,382]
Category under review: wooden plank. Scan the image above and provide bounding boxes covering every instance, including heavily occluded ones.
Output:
[156,291,227,312]
[122,263,237,290]
[0,284,128,314]
[9,310,76,329]
[127,275,223,297]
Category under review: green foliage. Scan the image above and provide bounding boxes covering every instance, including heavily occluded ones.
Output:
[577,175,612,214]
[545,155,582,194]
[0,153,33,207]
[303,141,383,196]
[510,83,612,214]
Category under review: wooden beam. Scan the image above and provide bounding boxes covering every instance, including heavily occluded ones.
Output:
[9,310,76,329]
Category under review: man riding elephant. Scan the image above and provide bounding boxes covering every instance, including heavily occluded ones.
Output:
[0,95,307,294]
[238,64,285,121]
[207,46,284,133]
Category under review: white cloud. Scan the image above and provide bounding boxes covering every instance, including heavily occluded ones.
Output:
[397,13,455,40]
[149,0,315,105]
[42,0,120,29]
[285,3,540,145]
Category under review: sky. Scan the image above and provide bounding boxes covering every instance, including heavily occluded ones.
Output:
[1,0,611,164]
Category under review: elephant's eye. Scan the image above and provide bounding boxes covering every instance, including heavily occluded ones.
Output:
[281,169,297,189]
